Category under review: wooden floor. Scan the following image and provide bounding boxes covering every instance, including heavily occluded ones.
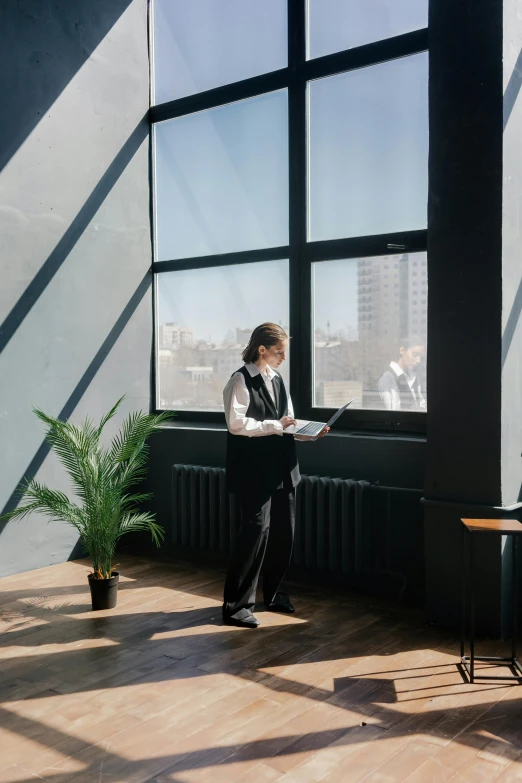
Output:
[0,556,521,783]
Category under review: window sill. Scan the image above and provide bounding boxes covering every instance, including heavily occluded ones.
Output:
[159,421,227,432]
[158,420,426,443]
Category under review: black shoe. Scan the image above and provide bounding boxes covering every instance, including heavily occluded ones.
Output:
[222,607,259,628]
[265,592,295,614]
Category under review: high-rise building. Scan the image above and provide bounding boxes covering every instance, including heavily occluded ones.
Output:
[358,255,402,342]
[357,253,427,346]
[160,322,194,348]
[356,253,427,403]
[404,255,428,343]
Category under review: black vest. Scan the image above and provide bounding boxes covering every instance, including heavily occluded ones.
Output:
[226,366,300,495]
[395,373,418,410]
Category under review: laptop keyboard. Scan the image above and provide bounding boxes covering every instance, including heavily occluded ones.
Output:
[296,421,324,437]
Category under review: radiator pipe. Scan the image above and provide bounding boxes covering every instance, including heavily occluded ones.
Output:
[371,484,423,495]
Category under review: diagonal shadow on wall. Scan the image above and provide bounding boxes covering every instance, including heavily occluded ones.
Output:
[0,118,149,356]
[0,272,151,523]
[0,0,134,174]
[502,50,522,504]
[503,48,522,132]
[502,277,522,369]
[501,48,522,380]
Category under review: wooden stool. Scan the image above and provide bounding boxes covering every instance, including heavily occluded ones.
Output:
[460,518,522,683]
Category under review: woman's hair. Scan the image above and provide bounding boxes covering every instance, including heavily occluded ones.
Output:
[399,334,425,351]
[242,322,288,364]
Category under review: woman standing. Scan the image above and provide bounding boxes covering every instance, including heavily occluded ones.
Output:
[222,322,326,628]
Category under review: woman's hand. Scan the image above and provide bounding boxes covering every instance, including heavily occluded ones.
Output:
[317,426,330,438]
[280,416,297,429]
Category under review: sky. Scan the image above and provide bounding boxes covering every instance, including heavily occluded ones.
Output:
[157,257,361,343]
[153,1,428,341]
[307,0,428,59]
[158,260,289,343]
[308,53,428,241]
[153,0,428,103]
[154,91,288,261]
[153,0,288,104]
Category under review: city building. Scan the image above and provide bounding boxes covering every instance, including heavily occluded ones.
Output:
[357,253,427,346]
[159,322,194,349]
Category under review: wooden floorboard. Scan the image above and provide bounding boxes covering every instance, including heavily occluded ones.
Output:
[0,554,520,783]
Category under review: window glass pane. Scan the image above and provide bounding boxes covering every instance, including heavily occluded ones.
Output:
[308,54,428,241]
[152,0,287,104]
[157,260,289,411]
[313,253,427,411]
[307,0,428,60]
[154,91,289,261]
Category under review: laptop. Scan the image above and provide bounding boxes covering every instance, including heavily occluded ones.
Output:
[283,401,354,439]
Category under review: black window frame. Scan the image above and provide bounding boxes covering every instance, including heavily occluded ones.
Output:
[149,1,428,435]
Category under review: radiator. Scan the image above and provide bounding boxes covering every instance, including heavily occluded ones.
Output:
[171,464,371,576]
[171,465,241,555]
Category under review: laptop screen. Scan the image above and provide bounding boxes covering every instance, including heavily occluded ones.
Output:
[326,400,353,428]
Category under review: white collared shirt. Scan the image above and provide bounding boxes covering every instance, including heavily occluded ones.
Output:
[223,363,296,437]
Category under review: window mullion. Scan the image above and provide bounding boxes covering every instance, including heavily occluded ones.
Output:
[288,0,308,418]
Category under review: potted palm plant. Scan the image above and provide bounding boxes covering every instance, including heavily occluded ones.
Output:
[1,397,172,610]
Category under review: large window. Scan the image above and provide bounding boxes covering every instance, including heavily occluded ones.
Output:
[308,54,428,241]
[151,1,428,430]
[157,261,289,411]
[307,0,428,59]
[154,92,289,260]
[152,0,288,103]
[313,253,427,411]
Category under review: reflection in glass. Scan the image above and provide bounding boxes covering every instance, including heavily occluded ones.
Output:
[152,0,287,104]
[157,260,289,411]
[154,91,289,261]
[313,253,427,411]
[308,53,428,241]
[307,0,428,60]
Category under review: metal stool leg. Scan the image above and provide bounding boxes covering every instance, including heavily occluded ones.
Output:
[469,533,475,683]
[512,537,522,679]
[460,524,466,660]
[512,535,517,665]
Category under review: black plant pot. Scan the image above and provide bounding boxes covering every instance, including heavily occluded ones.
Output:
[88,571,119,610]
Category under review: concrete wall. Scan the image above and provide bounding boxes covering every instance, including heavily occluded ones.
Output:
[0,0,152,575]
[501,3,522,506]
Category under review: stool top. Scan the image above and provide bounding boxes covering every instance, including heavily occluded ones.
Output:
[461,518,522,534]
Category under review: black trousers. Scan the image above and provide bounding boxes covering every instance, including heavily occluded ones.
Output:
[223,488,296,617]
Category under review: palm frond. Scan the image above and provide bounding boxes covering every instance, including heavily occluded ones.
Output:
[33,410,98,506]
[3,481,84,532]
[2,401,173,577]
[109,410,173,494]
[117,512,165,547]
[96,395,126,438]
[120,492,154,509]
[110,412,156,464]
[110,409,172,463]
